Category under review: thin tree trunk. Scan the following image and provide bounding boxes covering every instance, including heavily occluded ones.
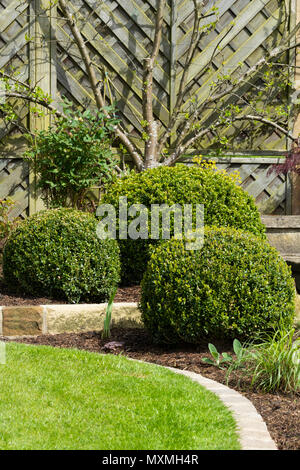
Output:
[142,0,165,169]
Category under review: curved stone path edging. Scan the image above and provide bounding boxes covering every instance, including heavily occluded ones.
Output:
[131,358,277,451]
[168,367,277,451]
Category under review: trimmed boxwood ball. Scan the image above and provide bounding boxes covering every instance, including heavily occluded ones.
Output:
[140,226,295,343]
[3,208,120,303]
[102,164,266,284]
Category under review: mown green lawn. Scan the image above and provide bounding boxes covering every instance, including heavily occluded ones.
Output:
[0,342,240,450]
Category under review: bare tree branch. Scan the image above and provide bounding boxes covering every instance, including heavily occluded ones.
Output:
[142,0,165,169]
[1,92,62,117]
[58,0,144,171]
[207,39,300,105]
[232,114,296,142]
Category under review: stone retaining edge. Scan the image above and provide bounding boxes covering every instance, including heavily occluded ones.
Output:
[0,303,143,336]
[1,297,299,337]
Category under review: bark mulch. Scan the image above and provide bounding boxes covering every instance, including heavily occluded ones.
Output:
[3,326,299,451]
[0,277,141,305]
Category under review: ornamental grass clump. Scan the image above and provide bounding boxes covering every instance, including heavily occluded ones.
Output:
[140,226,295,343]
[3,208,120,303]
[102,164,266,284]
[227,327,300,394]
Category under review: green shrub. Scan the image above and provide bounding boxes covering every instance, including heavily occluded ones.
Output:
[3,208,120,303]
[24,99,119,209]
[102,164,266,284]
[140,226,295,343]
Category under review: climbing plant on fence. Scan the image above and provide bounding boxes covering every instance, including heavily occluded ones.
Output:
[0,0,299,215]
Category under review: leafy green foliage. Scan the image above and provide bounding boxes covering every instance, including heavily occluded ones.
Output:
[102,164,266,284]
[24,99,119,209]
[140,226,295,344]
[202,340,243,369]
[3,208,120,303]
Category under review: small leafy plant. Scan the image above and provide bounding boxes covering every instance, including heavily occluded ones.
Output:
[202,339,243,369]
[24,99,119,209]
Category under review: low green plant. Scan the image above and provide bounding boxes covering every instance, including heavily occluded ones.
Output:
[102,287,117,339]
[228,327,300,394]
[24,99,119,209]
[3,208,120,303]
[202,339,243,369]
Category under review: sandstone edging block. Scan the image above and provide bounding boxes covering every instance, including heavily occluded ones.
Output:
[0,303,142,336]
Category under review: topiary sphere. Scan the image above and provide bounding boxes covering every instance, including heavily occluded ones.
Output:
[140,226,295,343]
[3,208,120,303]
[102,164,266,284]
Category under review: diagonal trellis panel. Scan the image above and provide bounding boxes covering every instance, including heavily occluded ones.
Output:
[176,0,290,152]
[183,156,291,215]
[0,0,31,217]
[0,157,29,219]
[219,159,290,215]
[0,0,296,215]
[55,0,291,150]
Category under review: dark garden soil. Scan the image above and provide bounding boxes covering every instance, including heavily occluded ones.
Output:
[2,326,299,451]
[0,276,141,305]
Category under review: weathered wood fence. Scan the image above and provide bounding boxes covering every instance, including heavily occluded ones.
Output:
[0,0,298,217]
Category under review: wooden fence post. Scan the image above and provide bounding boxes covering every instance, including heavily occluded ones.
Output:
[28,0,57,215]
[291,0,300,214]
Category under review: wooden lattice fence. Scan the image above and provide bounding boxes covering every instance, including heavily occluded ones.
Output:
[0,0,297,216]
[183,156,292,215]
